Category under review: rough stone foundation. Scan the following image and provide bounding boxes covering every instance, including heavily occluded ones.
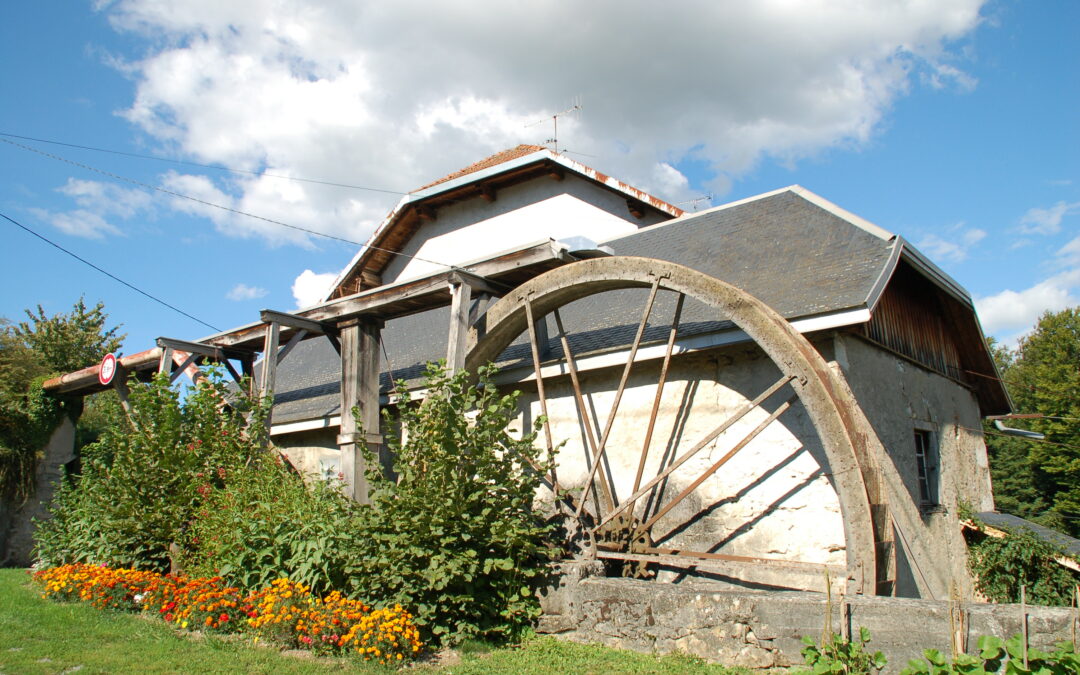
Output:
[538,562,1079,673]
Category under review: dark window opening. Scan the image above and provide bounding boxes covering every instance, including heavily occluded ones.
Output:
[914,428,939,508]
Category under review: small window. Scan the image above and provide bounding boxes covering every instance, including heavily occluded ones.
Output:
[913,428,939,508]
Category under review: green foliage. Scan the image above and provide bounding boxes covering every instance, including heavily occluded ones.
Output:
[900,635,1080,675]
[984,308,1080,535]
[347,363,560,645]
[183,457,362,596]
[33,370,267,571]
[967,525,1077,606]
[0,300,124,499]
[801,627,887,674]
[13,298,124,375]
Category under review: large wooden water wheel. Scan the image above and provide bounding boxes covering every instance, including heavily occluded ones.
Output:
[465,257,894,595]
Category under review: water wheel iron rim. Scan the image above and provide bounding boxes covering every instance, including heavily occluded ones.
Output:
[465,256,888,595]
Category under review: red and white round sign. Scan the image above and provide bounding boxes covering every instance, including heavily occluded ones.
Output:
[98,353,117,386]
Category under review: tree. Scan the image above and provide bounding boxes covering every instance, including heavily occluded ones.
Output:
[13,298,124,375]
[985,308,1080,535]
[0,299,125,498]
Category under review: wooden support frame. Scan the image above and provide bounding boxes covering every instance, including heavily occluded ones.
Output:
[446,276,473,372]
[338,318,384,503]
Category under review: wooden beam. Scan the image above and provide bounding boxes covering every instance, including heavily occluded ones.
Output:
[360,270,382,288]
[200,239,575,350]
[275,328,308,365]
[446,277,472,372]
[259,309,332,336]
[450,270,512,297]
[478,184,496,203]
[157,337,253,361]
[416,205,437,222]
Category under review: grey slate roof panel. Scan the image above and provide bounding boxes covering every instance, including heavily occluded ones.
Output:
[976,511,1080,558]
[270,189,895,425]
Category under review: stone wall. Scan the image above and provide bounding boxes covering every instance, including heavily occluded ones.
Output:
[2,417,75,567]
[539,563,1078,673]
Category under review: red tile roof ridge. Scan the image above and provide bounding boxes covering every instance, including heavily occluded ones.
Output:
[416,144,549,191]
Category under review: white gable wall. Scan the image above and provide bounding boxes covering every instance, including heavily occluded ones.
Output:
[383,174,669,283]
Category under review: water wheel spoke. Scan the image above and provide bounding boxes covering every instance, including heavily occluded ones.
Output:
[553,309,615,514]
[524,298,560,494]
[629,292,685,520]
[574,275,662,520]
[635,394,797,537]
[595,373,796,531]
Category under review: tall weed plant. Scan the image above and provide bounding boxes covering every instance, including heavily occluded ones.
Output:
[183,457,361,596]
[34,370,267,571]
[348,363,560,645]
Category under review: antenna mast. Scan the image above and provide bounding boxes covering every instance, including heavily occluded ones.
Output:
[526,96,582,153]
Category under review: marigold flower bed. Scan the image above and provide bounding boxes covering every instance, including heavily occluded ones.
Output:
[33,564,422,665]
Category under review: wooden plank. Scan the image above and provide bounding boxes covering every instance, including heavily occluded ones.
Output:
[594,549,844,588]
[158,345,174,375]
[446,277,472,372]
[525,300,560,494]
[169,352,199,384]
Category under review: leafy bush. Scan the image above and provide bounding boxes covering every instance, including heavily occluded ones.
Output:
[801,627,887,674]
[900,634,1080,674]
[33,370,267,571]
[183,457,361,596]
[967,525,1078,606]
[347,363,560,644]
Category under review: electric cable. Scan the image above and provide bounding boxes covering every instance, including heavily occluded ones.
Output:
[0,131,407,195]
[1,211,220,332]
[1,137,454,270]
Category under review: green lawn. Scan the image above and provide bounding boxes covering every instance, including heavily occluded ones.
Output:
[0,569,750,674]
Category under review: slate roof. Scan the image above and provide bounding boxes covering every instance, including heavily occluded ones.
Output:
[976,512,1080,558]
[269,186,899,426]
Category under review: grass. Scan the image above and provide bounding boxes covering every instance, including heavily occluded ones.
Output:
[0,568,751,674]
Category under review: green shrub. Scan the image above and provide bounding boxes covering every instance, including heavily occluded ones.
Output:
[801,627,887,674]
[967,525,1078,606]
[900,634,1080,674]
[183,457,361,596]
[34,370,267,571]
[347,363,560,645]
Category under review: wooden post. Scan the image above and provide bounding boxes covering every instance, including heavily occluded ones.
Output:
[260,321,280,433]
[338,318,383,503]
[446,275,472,372]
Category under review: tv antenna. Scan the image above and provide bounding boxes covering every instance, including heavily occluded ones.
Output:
[677,193,714,212]
[526,96,582,153]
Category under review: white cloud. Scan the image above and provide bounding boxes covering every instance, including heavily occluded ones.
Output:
[226,283,268,301]
[1019,200,1080,235]
[916,226,986,263]
[57,179,152,219]
[99,0,987,247]
[1059,235,1080,266]
[975,268,1080,340]
[30,207,122,239]
[291,269,337,309]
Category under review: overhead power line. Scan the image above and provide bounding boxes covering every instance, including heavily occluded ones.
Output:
[0,131,407,195]
[0,211,220,332]
[1,137,453,270]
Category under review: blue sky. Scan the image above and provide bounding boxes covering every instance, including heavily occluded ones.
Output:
[1,0,1076,358]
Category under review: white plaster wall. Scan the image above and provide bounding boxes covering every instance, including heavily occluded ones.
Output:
[384,175,667,283]
[513,348,848,570]
[274,429,341,481]
[834,333,994,599]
